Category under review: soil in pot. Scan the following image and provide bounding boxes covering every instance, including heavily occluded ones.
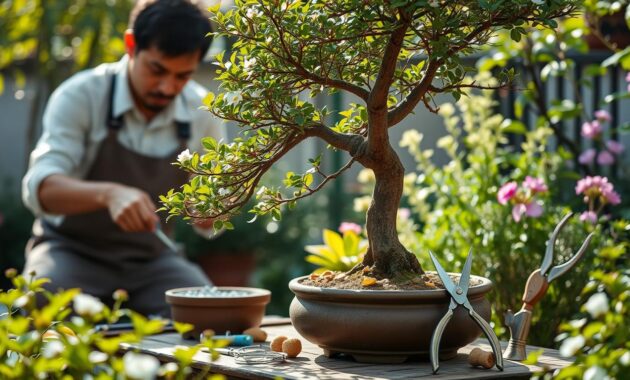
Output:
[290,270,493,364]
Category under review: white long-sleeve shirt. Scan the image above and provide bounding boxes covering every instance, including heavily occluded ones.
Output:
[22,56,225,223]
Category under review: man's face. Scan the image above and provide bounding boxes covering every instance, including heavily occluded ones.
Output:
[127,45,201,117]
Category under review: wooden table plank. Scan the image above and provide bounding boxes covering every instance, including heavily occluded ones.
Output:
[122,323,571,380]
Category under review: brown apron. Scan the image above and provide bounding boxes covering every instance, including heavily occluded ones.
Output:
[24,73,211,317]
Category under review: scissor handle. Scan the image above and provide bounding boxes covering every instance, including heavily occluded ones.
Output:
[430,307,454,374]
[521,269,550,309]
[468,306,504,371]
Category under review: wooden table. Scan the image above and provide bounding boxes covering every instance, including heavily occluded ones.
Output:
[123,320,570,379]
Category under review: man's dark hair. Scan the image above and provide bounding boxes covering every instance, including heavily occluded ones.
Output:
[129,0,212,59]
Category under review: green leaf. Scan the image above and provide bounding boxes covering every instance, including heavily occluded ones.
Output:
[500,119,527,134]
[173,321,194,335]
[208,4,221,13]
[522,348,544,365]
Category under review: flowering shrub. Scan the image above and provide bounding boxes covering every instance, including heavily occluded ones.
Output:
[579,110,626,167]
[575,176,622,224]
[497,176,549,222]
[0,270,224,379]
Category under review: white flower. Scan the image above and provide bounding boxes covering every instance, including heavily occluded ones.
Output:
[583,365,609,380]
[400,130,423,149]
[245,7,261,18]
[568,318,587,329]
[428,0,439,7]
[88,351,108,363]
[243,57,257,71]
[619,351,630,366]
[42,340,65,358]
[584,292,609,318]
[218,188,230,196]
[123,351,160,380]
[559,335,585,357]
[73,293,104,316]
[177,149,193,164]
[13,294,30,308]
[438,103,456,117]
[531,0,544,4]
[224,91,243,106]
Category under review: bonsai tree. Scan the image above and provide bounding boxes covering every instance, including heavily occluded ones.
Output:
[162,0,578,280]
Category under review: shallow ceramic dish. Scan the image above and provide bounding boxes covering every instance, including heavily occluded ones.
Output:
[165,286,271,338]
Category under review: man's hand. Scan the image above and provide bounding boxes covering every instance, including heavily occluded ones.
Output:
[38,174,159,232]
[105,184,159,232]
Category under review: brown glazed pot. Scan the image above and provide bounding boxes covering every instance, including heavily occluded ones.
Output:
[165,287,271,338]
[289,274,493,363]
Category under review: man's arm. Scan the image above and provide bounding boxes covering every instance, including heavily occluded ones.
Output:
[38,174,158,232]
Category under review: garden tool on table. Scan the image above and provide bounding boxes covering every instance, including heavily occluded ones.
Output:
[429,249,504,374]
[503,212,594,361]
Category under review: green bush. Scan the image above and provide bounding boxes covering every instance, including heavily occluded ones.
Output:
[0,271,225,379]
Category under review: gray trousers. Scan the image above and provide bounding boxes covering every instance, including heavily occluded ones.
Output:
[23,241,210,318]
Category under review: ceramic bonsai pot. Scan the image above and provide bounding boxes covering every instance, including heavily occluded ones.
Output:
[289,274,493,363]
[165,286,271,338]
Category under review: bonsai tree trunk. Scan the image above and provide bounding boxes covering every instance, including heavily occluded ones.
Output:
[362,145,423,277]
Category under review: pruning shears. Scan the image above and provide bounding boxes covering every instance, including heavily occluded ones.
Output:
[429,249,504,374]
[504,212,595,361]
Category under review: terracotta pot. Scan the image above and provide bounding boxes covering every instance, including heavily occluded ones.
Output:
[165,286,271,338]
[289,274,493,363]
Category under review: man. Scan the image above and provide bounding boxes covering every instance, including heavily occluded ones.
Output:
[21,0,223,317]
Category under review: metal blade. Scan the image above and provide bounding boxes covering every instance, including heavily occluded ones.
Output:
[459,248,473,296]
[429,250,457,295]
[547,232,594,283]
[541,212,573,276]
[155,226,179,253]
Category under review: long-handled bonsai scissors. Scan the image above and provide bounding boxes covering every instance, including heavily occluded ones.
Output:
[504,212,594,360]
[429,249,504,374]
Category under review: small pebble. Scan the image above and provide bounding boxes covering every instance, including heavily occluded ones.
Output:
[243,327,267,342]
[282,338,302,358]
[174,286,251,298]
[270,336,288,352]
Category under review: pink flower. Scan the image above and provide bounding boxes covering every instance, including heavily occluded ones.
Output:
[339,222,362,235]
[525,201,544,217]
[576,176,621,205]
[523,176,548,194]
[580,211,598,224]
[605,190,621,205]
[498,182,518,205]
[597,151,615,165]
[511,201,543,222]
[581,121,603,139]
[594,110,611,123]
[606,140,625,155]
[578,149,596,165]
[626,72,630,82]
